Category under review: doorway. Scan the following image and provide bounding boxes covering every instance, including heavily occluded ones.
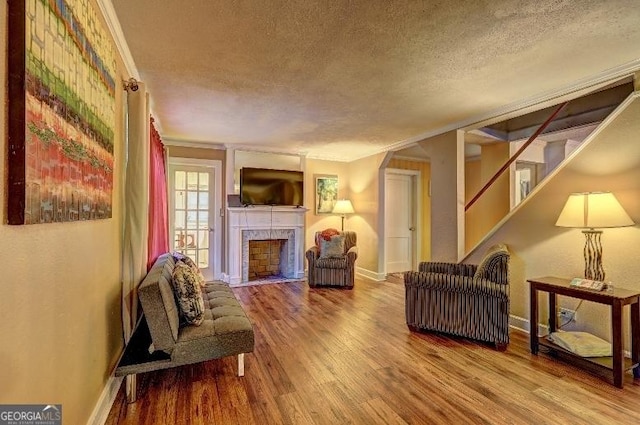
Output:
[168,159,222,281]
[384,169,421,274]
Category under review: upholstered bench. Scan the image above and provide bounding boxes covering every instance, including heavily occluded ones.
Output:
[115,253,254,400]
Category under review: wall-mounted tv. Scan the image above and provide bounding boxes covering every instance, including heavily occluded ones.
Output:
[240,167,304,207]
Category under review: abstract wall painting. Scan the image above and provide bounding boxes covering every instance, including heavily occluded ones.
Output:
[8,0,117,224]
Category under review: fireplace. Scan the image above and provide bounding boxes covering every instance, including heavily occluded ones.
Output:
[225,206,306,285]
[242,228,295,281]
[247,239,286,281]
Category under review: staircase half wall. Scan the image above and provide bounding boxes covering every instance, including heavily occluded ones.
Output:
[464,93,640,342]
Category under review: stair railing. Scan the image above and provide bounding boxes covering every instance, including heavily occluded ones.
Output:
[464,101,569,212]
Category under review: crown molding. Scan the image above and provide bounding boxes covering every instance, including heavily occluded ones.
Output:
[229,144,307,158]
[391,155,430,163]
[304,152,352,162]
[376,59,640,159]
[162,138,225,150]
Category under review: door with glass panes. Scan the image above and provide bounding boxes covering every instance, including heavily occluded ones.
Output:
[169,165,216,281]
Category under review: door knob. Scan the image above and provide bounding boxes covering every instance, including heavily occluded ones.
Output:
[409,227,415,231]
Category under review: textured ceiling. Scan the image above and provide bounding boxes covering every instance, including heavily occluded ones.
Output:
[110,0,640,161]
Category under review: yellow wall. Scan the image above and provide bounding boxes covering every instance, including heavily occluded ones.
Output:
[0,2,126,423]
[465,143,510,251]
[464,158,482,251]
[387,158,431,261]
[348,153,386,274]
[303,155,385,273]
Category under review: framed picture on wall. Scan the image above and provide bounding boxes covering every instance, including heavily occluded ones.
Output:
[315,175,338,215]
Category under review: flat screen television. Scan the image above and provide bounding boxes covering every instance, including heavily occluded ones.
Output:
[240,167,304,207]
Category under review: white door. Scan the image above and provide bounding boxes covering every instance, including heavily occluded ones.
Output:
[168,162,222,281]
[385,171,416,273]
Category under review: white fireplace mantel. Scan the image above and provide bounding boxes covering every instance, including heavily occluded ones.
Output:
[224,206,307,285]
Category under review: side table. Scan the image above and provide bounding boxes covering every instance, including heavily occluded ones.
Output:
[528,276,640,388]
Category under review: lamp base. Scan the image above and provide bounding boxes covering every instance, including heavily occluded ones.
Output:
[582,230,604,281]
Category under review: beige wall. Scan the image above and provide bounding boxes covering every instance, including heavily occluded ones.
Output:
[167,145,226,161]
[468,95,640,344]
[387,158,432,261]
[417,131,465,262]
[0,2,126,423]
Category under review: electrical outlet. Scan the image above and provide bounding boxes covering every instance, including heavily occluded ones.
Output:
[559,307,576,322]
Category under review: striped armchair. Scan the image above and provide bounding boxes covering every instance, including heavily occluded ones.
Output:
[306,230,358,288]
[404,244,510,349]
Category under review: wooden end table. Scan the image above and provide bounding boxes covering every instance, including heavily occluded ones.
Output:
[528,276,640,388]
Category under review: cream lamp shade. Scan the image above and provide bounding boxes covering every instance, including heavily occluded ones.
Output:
[332,199,355,215]
[555,192,634,281]
[332,199,355,231]
[555,192,634,229]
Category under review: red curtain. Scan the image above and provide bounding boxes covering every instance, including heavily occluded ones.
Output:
[147,117,169,270]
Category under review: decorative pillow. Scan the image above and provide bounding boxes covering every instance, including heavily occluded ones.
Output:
[319,228,340,242]
[172,262,205,326]
[473,243,509,281]
[172,251,206,287]
[548,331,612,357]
[319,234,345,259]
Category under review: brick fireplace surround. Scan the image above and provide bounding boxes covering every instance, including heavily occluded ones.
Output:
[224,206,307,285]
[248,240,285,280]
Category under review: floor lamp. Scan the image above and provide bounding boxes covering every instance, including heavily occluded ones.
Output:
[332,199,355,231]
[555,192,634,281]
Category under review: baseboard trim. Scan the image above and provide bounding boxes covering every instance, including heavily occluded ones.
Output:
[87,375,123,425]
[356,267,386,281]
[509,314,548,336]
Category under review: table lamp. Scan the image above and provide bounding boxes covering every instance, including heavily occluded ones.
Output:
[332,199,355,231]
[555,192,634,281]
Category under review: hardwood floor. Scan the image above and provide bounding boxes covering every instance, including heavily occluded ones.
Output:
[105,277,640,425]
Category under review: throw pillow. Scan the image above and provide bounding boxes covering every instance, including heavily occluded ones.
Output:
[473,243,509,281]
[319,228,340,242]
[172,262,205,326]
[315,228,340,254]
[172,251,206,287]
[319,234,345,259]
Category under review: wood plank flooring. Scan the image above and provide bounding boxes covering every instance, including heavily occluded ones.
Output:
[105,277,640,425]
